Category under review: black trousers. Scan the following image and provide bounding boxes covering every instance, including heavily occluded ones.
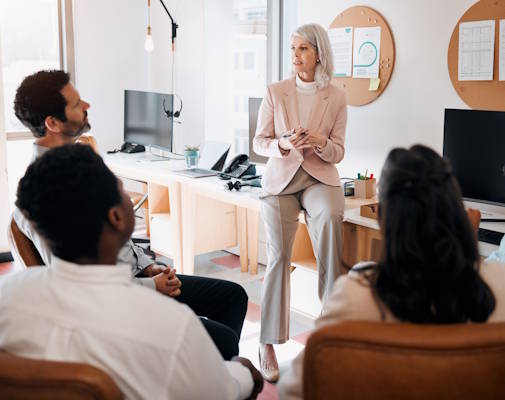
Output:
[175,275,248,360]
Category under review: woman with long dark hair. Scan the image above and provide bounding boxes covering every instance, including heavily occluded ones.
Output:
[278,145,505,399]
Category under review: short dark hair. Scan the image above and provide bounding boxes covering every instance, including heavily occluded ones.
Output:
[373,144,495,323]
[14,70,70,137]
[16,144,121,261]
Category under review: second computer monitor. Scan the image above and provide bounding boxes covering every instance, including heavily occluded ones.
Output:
[443,108,505,206]
[124,90,173,152]
[248,97,268,164]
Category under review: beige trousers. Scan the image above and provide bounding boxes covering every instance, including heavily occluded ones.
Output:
[260,167,345,344]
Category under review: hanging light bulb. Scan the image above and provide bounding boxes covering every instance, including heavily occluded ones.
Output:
[145,0,154,52]
[145,26,154,52]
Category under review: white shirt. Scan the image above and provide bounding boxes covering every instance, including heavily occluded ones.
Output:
[0,258,253,399]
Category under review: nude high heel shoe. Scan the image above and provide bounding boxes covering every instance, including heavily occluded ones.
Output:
[259,345,280,383]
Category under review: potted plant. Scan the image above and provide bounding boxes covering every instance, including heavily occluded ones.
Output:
[184,145,200,168]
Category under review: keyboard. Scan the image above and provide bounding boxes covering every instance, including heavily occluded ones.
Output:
[478,228,505,246]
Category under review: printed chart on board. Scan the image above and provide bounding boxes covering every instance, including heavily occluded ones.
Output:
[458,20,495,81]
[352,26,381,78]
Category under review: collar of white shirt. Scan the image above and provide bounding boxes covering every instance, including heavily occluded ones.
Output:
[51,257,133,284]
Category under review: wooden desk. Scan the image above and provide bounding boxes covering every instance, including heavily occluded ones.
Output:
[106,153,262,275]
[105,153,381,275]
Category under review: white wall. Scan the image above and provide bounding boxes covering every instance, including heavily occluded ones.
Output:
[149,0,206,154]
[203,0,234,146]
[73,0,477,178]
[73,0,205,154]
[297,0,475,179]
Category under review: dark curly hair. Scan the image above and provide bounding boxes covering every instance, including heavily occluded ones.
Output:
[16,144,121,261]
[14,70,70,137]
[373,144,495,323]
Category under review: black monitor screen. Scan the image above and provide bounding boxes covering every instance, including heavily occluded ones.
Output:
[124,90,173,151]
[443,108,505,206]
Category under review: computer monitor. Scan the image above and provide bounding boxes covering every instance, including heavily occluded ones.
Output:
[124,90,173,151]
[443,108,505,208]
[248,97,268,164]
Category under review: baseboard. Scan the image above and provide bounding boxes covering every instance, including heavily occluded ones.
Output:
[0,252,14,263]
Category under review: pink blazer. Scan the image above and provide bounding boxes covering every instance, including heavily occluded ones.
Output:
[253,77,347,195]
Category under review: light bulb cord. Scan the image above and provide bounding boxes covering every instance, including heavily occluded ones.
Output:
[147,0,151,29]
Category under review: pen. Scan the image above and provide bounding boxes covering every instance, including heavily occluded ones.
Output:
[364,169,368,180]
[358,173,361,179]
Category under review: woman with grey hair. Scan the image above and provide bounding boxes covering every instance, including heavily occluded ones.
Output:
[253,23,348,382]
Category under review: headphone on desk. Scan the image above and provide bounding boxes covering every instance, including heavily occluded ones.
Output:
[224,179,262,191]
[163,94,183,119]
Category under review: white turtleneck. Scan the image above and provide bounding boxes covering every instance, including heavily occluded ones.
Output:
[295,74,317,128]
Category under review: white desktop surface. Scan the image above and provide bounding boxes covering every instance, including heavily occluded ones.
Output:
[105,152,501,259]
[105,152,368,215]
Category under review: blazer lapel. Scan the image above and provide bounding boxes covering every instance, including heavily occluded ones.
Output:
[308,85,329,132]
[282,78,299,131]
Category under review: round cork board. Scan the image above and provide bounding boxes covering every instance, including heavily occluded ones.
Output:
[329,6,395,107]
[448,0,505,111]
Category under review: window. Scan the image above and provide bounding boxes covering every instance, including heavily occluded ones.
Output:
[0,0,62,132]
[203,0,283,155]
[243,51,255,70]
[242,96,249,113]
[0,0,74,210]
[281,0,298,79]
[234,52,240,70]
[232,0,267,153]
[246,9,266,21]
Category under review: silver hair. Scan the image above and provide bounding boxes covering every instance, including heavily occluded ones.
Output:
[292,23,334,88]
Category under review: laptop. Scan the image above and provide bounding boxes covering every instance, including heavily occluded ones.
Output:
[174,141,230,178]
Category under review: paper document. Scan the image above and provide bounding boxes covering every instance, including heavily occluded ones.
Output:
[458,20,495,81]
[328,27,353,77]
[353,27,381,79]
[500,20,505,81]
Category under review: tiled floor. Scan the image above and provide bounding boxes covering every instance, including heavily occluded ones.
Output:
[188,251,315,400]
[1,249,315,400]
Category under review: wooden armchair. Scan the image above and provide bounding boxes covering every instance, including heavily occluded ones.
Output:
[0,350,121,399]
[303,321,505,400]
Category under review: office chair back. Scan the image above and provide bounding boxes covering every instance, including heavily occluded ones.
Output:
[0,350,121,400]
[303,321,505,400]
[7,217,44,267]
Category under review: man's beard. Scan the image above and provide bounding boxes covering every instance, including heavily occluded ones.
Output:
[62,120,91,138]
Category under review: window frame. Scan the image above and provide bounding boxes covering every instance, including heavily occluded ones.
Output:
[266,0,281,84]
[3,0,75,141]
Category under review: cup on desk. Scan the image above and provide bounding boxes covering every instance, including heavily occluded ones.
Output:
[184,150,199,168]
[354,178,376,199]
